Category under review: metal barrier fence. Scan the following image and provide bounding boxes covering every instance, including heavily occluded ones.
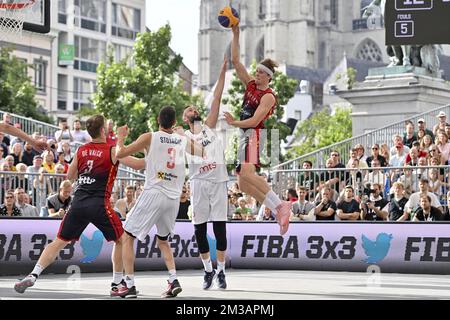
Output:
[274,104,450,171]
[272,165,450,206]
[0,171,144,213]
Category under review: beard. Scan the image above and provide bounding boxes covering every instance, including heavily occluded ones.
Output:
[188,115,202,123]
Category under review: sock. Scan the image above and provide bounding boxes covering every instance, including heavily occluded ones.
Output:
[125,274,134,288]
[217,260,225,273]
[263,198,276,212]
[112,272,123,284]
[267,190,282,208]
[201,258,213,273]
[168,269,177,283]
[31,263,44,278]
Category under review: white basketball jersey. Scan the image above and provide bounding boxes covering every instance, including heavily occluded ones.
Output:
[185,124,228,182]
[143,131,187,199]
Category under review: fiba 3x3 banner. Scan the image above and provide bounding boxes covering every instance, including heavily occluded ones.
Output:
[385,0,450,45]
[2,219,450,276]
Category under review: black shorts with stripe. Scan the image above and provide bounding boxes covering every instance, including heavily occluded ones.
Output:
[57,200,124,242]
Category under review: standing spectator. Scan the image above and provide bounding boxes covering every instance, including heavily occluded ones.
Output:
[72,119,91,145]
[314,187,337,220]
[54,119,73,147]
[403,121,418,149]
[106,119,117,146]
[336,186,360,221]
[388,182,409,221]
[256,205,275,221]
[413,195,443,221]
[177,184,190,220]
[436,132,450,164]
[46,180,73,218]
[42,150,55,173]
[433,111,448,137]
[292,186,315,221]
[61,142,73,164]
[14,188,38,217]
[360,183,389,221]
[366,144,387,167]
[389,143,407,181]
[417,118,434,140]
[10,142,23,165]
[115,185,137,219]
[405,179,443,219]
[21,142,37,166]
[297,160,320,200]
[0,191,21,216]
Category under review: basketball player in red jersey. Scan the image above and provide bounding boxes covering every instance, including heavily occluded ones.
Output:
[14,114,145,295]
[223,25,292,235]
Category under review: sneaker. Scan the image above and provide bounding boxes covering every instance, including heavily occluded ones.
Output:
[161,279,182,298]
[275,201,292,235]
[14,275,36,294]
[203,269,216,290]
[110,279,126,297]
[216,270,227,290]
[117,283,138,299]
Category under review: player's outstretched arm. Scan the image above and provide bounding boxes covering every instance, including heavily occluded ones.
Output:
[120,156,146,170]
[205,56,227,129]
[115,125,152,159]
[0,121,48,152]
[231,25,252,85]
[223,94,275,128]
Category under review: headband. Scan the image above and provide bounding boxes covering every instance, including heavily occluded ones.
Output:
[257,64,274,77]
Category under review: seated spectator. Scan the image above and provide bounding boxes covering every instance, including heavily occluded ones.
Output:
[417,118,434,141]
[315,184,339,203]
[42,150,56,173]
[388,182,409,221]
[0,191,21,216]
[336,186,360,221]
[380,143,390,164]
[21,141,37,166]
[344,158,364,196]
[314,187,337,220]
[245,214,255,221]
[231,212,243,221]
[10,142,23,166]
[285,188,298,202]
[0,132,8,158]
[414,156,429,179]
[257,205,276,221]
[47,180,73,218]
[405,178,443,219]
[4,155,16,171]
[48,164,66,192]
[360,183,389,221]
[61,142,73,164]
[428,145,444,164]
[292,186,315,221]
[14,163,29,191]
[176,184,190,220]
[72,119,91,145]
[366,144,387,168]
[404,146,421,166]
[413,195,443,221]
[390,134,410,158]
[443,191,450,220]
[235,197,252,219]
[106,119,117,146]
[364,159,387,187]
[436,131,450,164]
[244,194,259,216]
[347,148,368,169]
[354,144,367,164]
[330,150,345,168]
[297,160,320,201]
[227,193,238,220]
[56,152,69,173]
[34,168,54,213]
[420,134,433,151]
[0,145,5,167]
[428,168,445,199]
[396,166,419,197]
[0,162,14,201]
[321,158,341,193]
[115,185,137,219]
[14,188,38,217]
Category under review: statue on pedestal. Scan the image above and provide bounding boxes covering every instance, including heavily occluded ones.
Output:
[363,0,441,75]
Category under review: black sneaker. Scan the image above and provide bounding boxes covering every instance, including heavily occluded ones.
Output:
[216,270,227,290]
[110,279,126,297]
[203,269,216,290]
[161,279,182,298]
[117,284,138,299]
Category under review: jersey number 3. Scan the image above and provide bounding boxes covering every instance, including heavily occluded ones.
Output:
[167,148,176,169]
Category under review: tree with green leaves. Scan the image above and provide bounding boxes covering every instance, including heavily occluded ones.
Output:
[286,106,353,160]
[93,25,204,143]
[0,47,52,124]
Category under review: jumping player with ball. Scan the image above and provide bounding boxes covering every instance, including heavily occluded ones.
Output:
[221,7,292,235]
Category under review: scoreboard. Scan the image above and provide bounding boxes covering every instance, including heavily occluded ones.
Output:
[385,0,450,45]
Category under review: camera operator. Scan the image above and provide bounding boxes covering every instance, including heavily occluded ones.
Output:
[360,183,389,221]
[54,119,73,149]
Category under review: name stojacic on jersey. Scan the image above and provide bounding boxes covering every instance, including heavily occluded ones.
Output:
[240,80,277,130]
[74,143,118,201]
[160,136,182,145]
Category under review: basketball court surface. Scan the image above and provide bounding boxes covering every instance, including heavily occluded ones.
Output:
[1,269,450,300]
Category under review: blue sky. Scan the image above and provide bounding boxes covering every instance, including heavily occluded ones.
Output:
[146,0,200,74]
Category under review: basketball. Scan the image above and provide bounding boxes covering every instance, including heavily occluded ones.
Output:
[218,6,239,28]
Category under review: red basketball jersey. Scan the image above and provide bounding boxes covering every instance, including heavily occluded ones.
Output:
[240,80,277,130]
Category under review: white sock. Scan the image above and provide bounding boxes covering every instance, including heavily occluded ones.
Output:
[267,190,282,208]
[112,272,123,284]
[217,260,225,273]
[201,258,213,273]
[168,269,177,283]
[125,274,134,287]
[31,264,44,278]
[263,198,277,212]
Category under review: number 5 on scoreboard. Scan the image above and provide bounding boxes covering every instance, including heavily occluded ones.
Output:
[395,21,414,38]
[167,147,176,169]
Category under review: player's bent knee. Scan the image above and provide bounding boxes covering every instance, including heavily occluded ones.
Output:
[194,223,209,254]
[213,221,227,251]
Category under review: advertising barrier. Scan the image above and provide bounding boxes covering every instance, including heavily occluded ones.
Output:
[1,218,450,276]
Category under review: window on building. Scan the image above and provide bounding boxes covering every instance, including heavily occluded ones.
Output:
[112,3,141,40]
[57,75,67,111]
[294,110,302,121]
[259,0,266,19]
[73,77,96,111]
[58,0,67,24]
[74,36,106,73]
[356,39,383,62]
[113,44,134,65]
[74,0,106,33]
[330,0,338,26]
[256,38,265,63]
[34,59,46,93]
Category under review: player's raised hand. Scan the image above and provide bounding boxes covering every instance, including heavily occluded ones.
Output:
[31,138,50,153]
[223,112,236,125]
[117,125,129,138]
[231,24,240,36]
